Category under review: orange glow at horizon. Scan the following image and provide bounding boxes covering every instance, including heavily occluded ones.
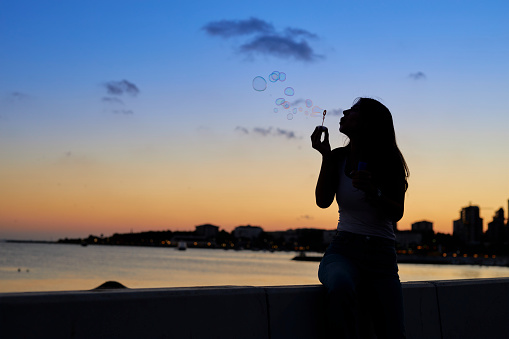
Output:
[1,133,508,240]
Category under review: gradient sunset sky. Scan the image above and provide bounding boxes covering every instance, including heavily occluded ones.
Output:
[1,0,508,240]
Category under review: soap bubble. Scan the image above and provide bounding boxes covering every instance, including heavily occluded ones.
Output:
[252,71,327,123]
[312,106,324,117]
[275,98,285,105]
[284,87,295,96]
[269,71,280,82]
[252,76,267,91]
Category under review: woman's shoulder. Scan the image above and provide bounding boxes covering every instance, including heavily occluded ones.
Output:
[324,147,347,166]
[331,147,348,157]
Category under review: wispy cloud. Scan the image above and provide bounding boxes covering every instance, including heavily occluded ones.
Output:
[275,128,296,139]
[253,127,272,136]
[240,35,320,62]
[202,17,274,37]
[203,17,323,62]
[3,91,31,104]
[8,91,30,102]
[236,126,299,139]
[104,80,140,96]
[2,92,35,117]
[101,79,139,115]
[284,27,318,39]
[409,71,426,80]
[234,126,249,134]
[289,99,306,106]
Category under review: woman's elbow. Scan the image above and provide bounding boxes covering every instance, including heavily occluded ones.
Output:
[391,207,404,222]
[392,213,403,223]
[315,197,333,209]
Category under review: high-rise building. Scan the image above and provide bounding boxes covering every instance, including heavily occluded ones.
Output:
[487,208,505,244]
[453,205,483,244]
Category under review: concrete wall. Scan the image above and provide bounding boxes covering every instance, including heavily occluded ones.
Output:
[1,278,509,339]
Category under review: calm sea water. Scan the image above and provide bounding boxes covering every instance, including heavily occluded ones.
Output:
[1,241,509,293]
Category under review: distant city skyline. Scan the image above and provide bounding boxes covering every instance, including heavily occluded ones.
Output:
[3,199,507,242]
[1,1,508,240]
[53,208,509,259]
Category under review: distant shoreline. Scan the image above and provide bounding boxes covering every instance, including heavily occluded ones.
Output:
[5,240,509,268]
[293,253,509,267]
[397,254,509,267]
[3,239,57,244]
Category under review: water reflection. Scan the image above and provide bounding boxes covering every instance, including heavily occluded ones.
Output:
[1,242,509,293]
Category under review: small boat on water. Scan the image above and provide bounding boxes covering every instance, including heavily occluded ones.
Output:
[292,252,322,262]
[177,241,187,251]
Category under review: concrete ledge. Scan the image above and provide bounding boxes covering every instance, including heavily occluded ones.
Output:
[402,282,441,339]
[433,278,509,339]
[265,285,328,339]
[0,286,269,339]
[1,278,509,339]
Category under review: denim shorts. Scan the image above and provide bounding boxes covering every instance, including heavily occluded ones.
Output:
[321,231,399,280]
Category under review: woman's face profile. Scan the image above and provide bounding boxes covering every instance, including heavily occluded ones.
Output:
[339,103,363,137]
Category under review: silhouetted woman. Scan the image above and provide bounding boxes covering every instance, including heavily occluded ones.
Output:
[311,97,408,339]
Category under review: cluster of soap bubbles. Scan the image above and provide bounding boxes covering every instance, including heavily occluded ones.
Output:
[252,71,324,121]
[269,71,286,82]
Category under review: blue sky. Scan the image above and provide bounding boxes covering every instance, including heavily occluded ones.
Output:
[1,0,508,239]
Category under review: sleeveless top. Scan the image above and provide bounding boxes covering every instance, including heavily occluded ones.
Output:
[336,157,396,240]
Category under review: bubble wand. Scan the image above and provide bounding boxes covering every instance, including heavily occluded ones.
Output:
[321,110,327,126]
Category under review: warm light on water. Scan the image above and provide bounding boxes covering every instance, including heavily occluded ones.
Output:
[1,242,509,293]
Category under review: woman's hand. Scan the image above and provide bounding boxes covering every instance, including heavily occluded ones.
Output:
[311,126,331,155]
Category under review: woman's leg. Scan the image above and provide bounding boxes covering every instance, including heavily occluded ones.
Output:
[366,275,406,339]
[319,253,362,339]
[362,242,406,339]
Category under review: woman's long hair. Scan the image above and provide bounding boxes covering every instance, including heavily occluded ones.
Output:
[353,97,409,191]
